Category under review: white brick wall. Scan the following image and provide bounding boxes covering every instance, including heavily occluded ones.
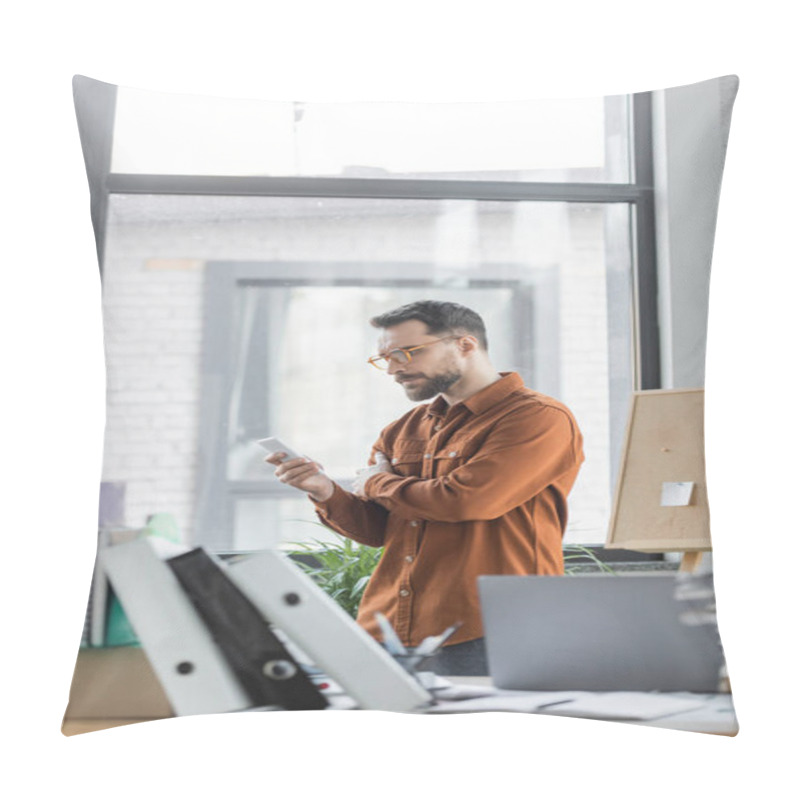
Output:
[100,235,203,534]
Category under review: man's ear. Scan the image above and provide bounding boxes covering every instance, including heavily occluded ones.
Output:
[457,335,480,354]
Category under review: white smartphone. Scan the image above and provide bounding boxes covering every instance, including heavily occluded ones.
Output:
[256,437,303,462]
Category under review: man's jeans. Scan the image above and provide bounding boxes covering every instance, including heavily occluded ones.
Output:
[418,637,488,676]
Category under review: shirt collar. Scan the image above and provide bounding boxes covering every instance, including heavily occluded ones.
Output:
[426,372,524,418]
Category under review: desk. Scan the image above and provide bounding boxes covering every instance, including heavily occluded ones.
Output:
[62,649,736,736]
[442,677,737,735]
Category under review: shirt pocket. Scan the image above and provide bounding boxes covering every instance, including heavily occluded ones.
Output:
[432,446,467,477]
[386,438,426,477]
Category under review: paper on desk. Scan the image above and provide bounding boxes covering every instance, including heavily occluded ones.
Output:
[416,671,454,690]
[426,690,583,714]
[432,684,501,701]
[539,692,708,721]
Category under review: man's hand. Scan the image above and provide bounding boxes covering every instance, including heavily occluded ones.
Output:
[352,453,394,499]
[265,453,335,503]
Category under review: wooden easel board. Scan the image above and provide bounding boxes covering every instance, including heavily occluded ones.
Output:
[606,388,711,553]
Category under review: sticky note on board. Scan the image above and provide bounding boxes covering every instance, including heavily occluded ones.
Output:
[660,481,695,507]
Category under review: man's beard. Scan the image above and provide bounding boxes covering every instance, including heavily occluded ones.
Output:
[398,369,462,401]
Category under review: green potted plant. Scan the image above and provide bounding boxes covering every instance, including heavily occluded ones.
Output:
[287,533,383,619]
[563,543,616,574]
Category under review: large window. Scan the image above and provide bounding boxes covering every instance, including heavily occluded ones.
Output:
[96,89,656,551]
[111,88,631,183]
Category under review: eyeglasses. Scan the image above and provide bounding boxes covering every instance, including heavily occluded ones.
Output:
[367,336,459,370]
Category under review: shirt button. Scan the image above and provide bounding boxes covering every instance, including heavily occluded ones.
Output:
[423,453,432,459]
[399,589,410,597]
[391,457,398,464]
[410,520,418,527]
[405,555,414,563]
[448,451,458,457]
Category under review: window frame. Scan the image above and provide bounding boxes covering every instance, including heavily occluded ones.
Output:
[194,268,539,547]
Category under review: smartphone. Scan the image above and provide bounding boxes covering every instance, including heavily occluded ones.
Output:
[257,437,303,462]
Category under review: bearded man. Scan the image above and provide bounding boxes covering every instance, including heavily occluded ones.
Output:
[267,300,584,675]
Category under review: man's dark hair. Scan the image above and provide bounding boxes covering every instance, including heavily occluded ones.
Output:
[370,300,488,350]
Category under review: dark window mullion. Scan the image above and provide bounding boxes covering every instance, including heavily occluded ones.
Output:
[631,91,660,390]
[107,174,649,204]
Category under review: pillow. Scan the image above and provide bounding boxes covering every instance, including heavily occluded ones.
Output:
[63,74,739,736]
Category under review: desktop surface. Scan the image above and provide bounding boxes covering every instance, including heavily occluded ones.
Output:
[62,649,736,736]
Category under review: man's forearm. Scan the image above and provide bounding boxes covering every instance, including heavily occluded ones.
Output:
[362,410,579,523]
[312,482,389,548]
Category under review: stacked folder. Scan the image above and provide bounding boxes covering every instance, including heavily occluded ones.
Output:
[101,539,433,716]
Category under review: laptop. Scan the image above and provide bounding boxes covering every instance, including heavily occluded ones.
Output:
[478,574,725,692]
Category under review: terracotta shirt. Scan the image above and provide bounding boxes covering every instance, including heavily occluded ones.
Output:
[313,372,584,648]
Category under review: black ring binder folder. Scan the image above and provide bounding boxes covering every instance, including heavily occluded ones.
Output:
[168,548,328,711]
